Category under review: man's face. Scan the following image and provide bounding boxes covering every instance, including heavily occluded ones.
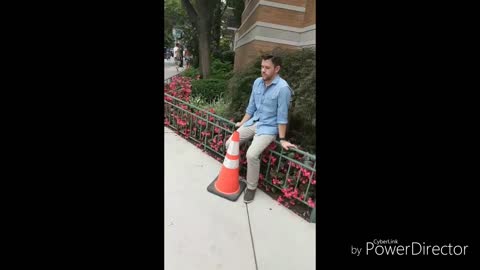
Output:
[261,59,279,82]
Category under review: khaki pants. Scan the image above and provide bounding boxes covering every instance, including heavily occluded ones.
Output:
[226,123,276,190]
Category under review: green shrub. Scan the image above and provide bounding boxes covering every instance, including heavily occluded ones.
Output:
[224,48,316,153]
[211,50,223,61]
[189,95,209,109]
[209,96,230,119]
[191,79,227,103]
[182,67,200,79]
[221,51,235,63]
[224,62,261,121]
[189,95,230,119]
[210,58,233,80]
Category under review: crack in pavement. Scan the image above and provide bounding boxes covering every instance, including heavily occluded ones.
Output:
[245,203,259,270]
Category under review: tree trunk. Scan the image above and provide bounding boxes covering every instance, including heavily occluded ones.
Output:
[181,0,220,79]
[197,19,210,78]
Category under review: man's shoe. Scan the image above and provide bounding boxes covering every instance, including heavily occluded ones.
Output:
[244,188,256,203]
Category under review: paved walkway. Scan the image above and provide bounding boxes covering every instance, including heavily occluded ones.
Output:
[164,127,316,270]
[164,57,185,79]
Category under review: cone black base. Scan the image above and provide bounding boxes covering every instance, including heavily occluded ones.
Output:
[207,175,247,202]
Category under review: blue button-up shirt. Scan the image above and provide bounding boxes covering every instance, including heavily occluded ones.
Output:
[243,75,292,135]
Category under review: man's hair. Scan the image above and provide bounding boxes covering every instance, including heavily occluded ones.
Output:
[261,54,282,67]
[176,43,179,47]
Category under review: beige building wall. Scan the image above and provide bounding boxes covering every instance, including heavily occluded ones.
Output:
[234,0,316,71]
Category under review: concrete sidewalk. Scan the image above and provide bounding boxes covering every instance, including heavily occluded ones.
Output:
[164,58,185,79]
[164,126,316,270]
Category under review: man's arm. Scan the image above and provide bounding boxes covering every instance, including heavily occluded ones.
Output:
[236,114,251,127]
[236,81,258,127]
[277,86,291,128]
[277,86,296,150]
[278,124,287,139]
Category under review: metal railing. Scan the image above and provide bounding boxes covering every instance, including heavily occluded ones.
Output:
[164,74,316,223]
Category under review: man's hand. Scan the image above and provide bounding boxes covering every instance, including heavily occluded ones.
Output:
[235,122,242,128]
[280,140,297,150]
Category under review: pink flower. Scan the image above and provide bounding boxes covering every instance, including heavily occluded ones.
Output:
[301,168,311,178]
[288,161,300,169]
[269,155,277,165]
[282,188,294,198]
[292,188,299,199]
[307,198,315,208]
[272,178,281,185]
[177,119,187,127]
[268,142,276,151]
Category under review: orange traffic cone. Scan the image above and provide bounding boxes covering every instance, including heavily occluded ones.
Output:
[207,131,246,201]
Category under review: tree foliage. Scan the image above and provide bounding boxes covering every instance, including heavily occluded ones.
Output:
[226,0,244,28]
[181,0,222,79]
[164,0,187,48]
[211,1,228,56]
[166,0,236,74]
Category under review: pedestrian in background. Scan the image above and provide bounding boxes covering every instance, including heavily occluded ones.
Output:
[174,43,181,71]
[178,45,184,69]
[184,49,192,69]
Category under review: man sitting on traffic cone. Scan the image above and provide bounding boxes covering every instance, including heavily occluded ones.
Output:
[207,131,246,201]
[226,54,297,204]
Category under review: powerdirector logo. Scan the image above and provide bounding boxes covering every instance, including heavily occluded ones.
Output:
[351,239,469,256]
